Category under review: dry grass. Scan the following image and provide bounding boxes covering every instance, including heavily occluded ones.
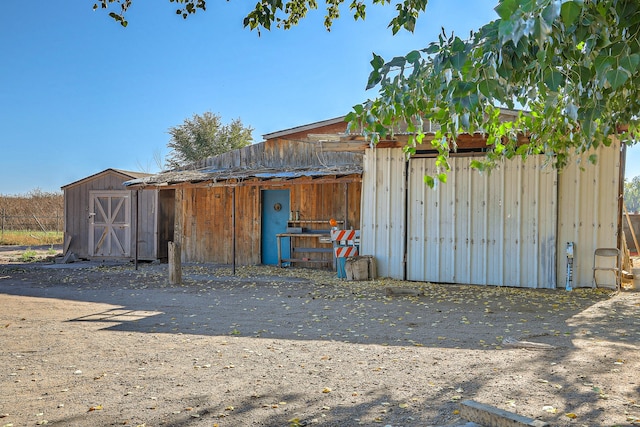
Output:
[0,189,63,234]
[0,230,63,246]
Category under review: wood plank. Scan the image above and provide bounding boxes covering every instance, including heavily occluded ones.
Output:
[624,203,639,255]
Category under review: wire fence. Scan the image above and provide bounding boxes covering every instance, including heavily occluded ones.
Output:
[0,210,63,234]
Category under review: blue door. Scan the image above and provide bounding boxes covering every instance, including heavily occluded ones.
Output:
[262,189,290,265]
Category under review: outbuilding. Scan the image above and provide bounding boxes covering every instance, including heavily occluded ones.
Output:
[126,117,363,268]
[61,168,173,262]
[318,116,625,289]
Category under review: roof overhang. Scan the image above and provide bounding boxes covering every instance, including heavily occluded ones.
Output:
[125,165,362,189]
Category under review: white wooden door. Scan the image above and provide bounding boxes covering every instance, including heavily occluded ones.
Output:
[89,191,131,257]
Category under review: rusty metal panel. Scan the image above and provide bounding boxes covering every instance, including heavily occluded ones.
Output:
[360,148,406,279]
[407,156,557,288]
[557,140,622,288]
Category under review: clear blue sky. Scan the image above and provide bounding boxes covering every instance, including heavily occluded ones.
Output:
[1,1,638,195]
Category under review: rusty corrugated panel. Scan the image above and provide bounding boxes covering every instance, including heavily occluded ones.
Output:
[557,140,622,288]
[360,148,406,279]
[407,155,557,288]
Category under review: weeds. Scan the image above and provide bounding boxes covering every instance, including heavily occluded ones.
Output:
[19,249,39,263]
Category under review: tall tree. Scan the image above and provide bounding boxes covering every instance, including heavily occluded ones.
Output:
[165,112,253,169]
[98,0,639,184]
[625,176,640,213]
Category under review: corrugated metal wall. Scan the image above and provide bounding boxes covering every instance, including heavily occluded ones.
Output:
[360,142,622,289]
[557,140,622,288]
[406,156,557,288]
[360,148,406,279]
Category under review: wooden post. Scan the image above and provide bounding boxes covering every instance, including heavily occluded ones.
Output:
[232,187,236,276]
[134,190,139,271]
[277,235,282,267]
[168,241,182,284]
[624,204,639,254]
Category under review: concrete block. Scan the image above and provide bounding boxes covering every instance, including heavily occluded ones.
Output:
[459,400,548,427]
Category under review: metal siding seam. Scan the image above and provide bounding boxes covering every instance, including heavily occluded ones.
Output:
[360,151,372,265]
[463,160,471,284]
[593,156,600,285]
[483,167,489,286]
[385,151,393,277]
[549,165,558,288]
[533,159,541,287]
[466,162,473,284]
[382,151,389,276]
[433,158,441,282]
[385,151,393,276]
[410,160,415,279]
[445,161,454,282]
[572,160,581,286]
[397,150,407,279]
[500,161,505,286]
[418,160,425,281]
[408,159,425,281]
[516,159,523,287]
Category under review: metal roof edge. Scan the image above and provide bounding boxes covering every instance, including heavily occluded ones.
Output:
[262,116,347,140]
[124,165,363,187]
[61,168,151,190]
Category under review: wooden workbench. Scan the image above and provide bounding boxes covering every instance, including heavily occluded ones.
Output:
[276,232,333,267]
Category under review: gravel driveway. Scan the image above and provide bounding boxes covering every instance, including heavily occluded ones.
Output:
[0,254,639,427]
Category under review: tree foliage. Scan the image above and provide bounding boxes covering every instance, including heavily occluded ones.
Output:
[625,175,640,213]
[346,0,640,185]
[93,0,426,32]
[165,112,254,169]
[97,0,639,185]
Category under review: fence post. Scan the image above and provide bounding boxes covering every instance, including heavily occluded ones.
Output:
[32,213,46,233]
[168,242,182,285]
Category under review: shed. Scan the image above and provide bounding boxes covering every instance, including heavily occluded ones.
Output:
[359,144,624,289]
[61,168,173,261]
[315,113,625,289]
[126,117,363,268]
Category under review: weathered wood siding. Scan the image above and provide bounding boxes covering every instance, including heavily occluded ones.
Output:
[177,180,361,266]
[187,138,362,171]
[63,170,157,260]
[64,171,133,259]
[157,189,176,261]
[135,189,158,261]
[290,180,362,267]
[178,186,260,264]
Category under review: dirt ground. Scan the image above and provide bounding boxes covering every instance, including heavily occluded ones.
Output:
[0,246,639,427]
